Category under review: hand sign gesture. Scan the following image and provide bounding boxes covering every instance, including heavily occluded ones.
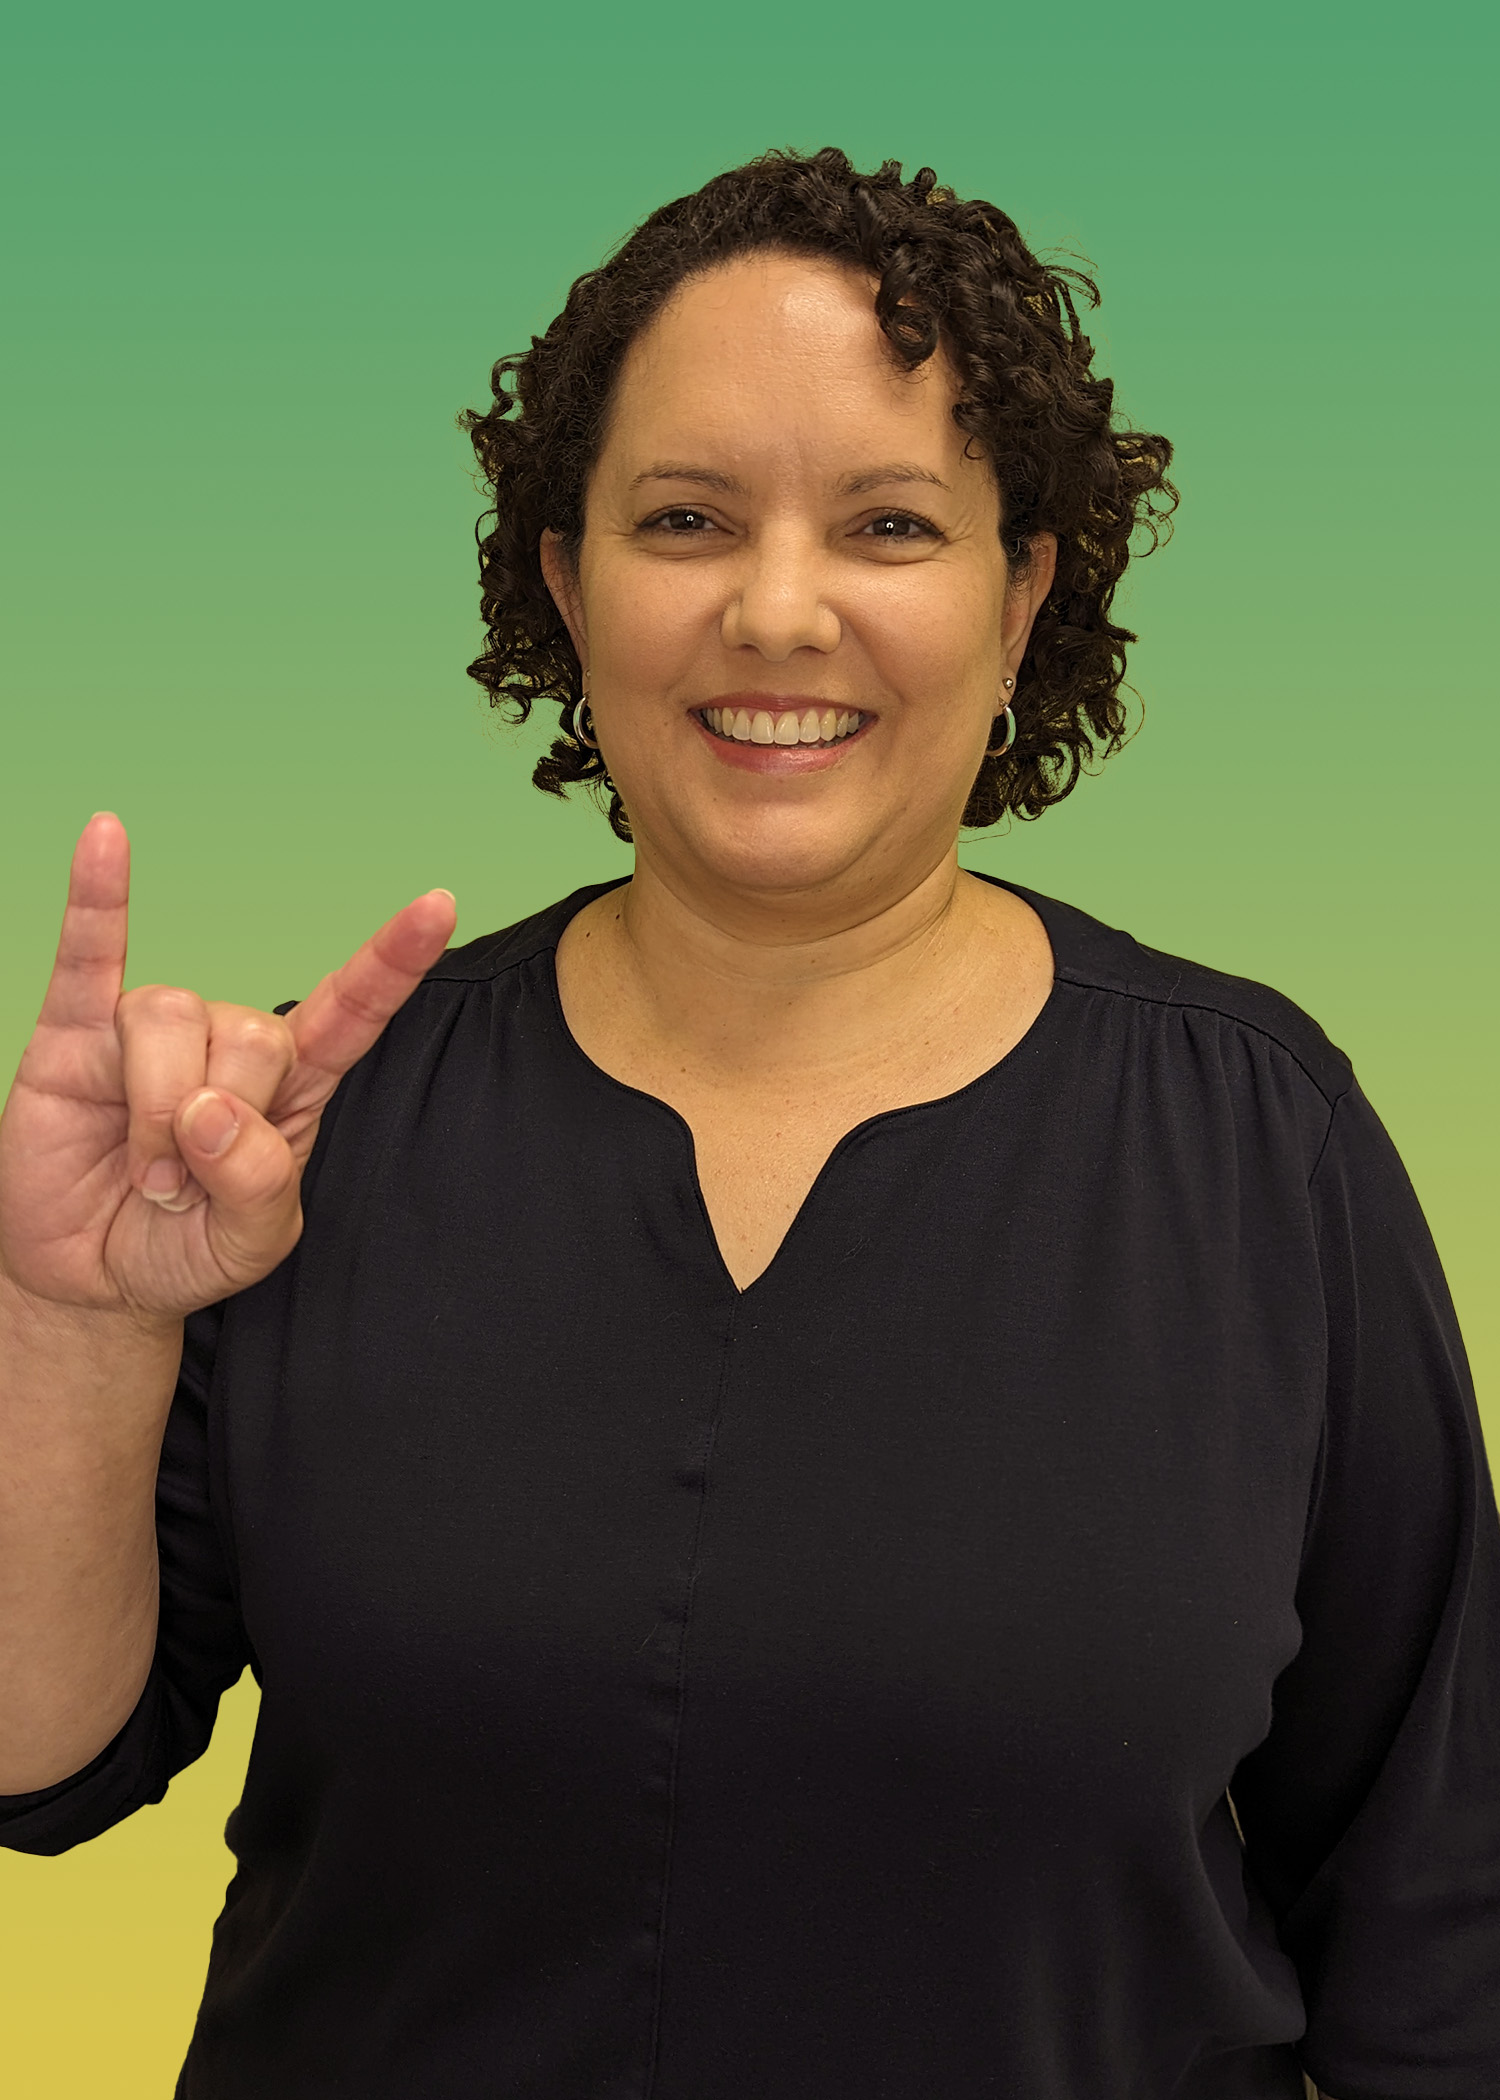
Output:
[0,813,457,1326]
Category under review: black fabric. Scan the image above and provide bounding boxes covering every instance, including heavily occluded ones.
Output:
[4,875,1496,2099]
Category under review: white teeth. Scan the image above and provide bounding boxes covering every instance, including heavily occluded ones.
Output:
[703,707,865,745]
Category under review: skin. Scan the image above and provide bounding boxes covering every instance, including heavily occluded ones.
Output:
[544,261,1342,2096]
[0,248,1061,1787]
[0,827,454,1788]
[545,249,1058,1290]
[0,251,1346,2094]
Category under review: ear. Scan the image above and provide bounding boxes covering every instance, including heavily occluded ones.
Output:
[1000,530,1058,680]
[539,529,588,668]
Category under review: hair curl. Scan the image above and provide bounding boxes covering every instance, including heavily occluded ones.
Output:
[461,146,1177,842]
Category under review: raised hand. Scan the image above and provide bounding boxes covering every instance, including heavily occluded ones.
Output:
[0,813,457,1325]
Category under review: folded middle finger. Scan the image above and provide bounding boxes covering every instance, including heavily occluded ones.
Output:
[117,982,211,1207]
[203,1003,297,1119]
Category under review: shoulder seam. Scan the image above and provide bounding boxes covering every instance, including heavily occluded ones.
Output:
[1056,968,1351,1109]
[423,926,561,986]
[1304,1079,1355,1186]
[422,878,626,986]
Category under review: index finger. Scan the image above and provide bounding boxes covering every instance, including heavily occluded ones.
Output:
[37,813,131,1030]
[285,889,457,1085]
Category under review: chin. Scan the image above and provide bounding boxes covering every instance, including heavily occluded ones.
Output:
[662,801,894,900]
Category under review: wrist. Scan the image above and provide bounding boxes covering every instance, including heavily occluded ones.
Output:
[0,1264,182,1356]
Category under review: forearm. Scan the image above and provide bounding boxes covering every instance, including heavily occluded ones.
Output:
[0,1271,181,1792]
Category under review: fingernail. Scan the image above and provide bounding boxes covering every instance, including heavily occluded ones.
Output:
[430,888,456,903]
[180,1089,239,1157]
[141,1157,185,1203]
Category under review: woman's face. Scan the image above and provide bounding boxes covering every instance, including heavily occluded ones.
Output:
[541,250,1055,909]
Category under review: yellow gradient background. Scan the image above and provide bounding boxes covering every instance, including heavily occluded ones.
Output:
[1,0,1494,2089]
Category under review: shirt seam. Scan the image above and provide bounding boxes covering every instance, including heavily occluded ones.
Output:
[422,879,628,988]
[1054,967,1350,1110]
[424,890,1350,1112]
[423,928,560,985]
[1302,1078,1354,1189]
[1298,1081,1356,1571]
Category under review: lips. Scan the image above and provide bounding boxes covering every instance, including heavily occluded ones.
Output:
[700,703,865,747]
[689,696,871,774]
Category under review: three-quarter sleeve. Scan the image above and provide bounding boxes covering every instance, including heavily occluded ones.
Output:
[0,1302,253,1855]
[1231,1080,1500,2095]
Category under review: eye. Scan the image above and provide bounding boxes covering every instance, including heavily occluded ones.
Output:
[642,507,718,535]
[862,510,941,541]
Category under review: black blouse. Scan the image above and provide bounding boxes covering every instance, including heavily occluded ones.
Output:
[4,875,1497,2099]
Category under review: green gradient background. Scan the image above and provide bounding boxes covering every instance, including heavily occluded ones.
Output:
[2,1,1494,2088]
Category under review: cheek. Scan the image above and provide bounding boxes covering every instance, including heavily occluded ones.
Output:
[591,560,710,688]
[854,567,1005,707]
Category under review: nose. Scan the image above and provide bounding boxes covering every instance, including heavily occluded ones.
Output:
[719,527,841,662]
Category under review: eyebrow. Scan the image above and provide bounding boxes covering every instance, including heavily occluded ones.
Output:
[628,461,951,497]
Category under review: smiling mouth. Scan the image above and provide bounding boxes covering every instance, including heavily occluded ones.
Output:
[698,704,866,747]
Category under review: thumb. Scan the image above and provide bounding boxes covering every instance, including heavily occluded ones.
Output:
[175,1087,304,1284]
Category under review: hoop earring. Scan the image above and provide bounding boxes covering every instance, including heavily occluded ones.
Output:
[571,694,599,750]
[985,704,1016,759]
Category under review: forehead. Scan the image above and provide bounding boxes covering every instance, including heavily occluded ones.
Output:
[601,251,972,479]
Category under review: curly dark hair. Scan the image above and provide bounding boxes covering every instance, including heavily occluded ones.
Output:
[461,146,1177,842]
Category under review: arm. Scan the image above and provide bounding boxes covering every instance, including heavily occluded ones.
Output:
[1233,1083,1500,2098]
[0,814,455,1795]
[0,1281,180,1791]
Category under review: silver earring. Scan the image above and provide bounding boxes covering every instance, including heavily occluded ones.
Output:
[986,698,1016,758]
[571,693,599,750]
[1002,675,1015,691]
[985,707,1016,758]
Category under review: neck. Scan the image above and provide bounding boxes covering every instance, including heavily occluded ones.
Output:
[629,834,965,970]
[562,843,1015,1087]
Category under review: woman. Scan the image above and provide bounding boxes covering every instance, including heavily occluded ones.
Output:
[0,149,1493,2098]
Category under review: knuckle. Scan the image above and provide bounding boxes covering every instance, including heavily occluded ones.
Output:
[120,983,207,1033]
[236,1014,295,1066]
[328,968,388,1028]
[212,1121,295,1206]
[208,1005,295,1070]
[129,1100,181,1134]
